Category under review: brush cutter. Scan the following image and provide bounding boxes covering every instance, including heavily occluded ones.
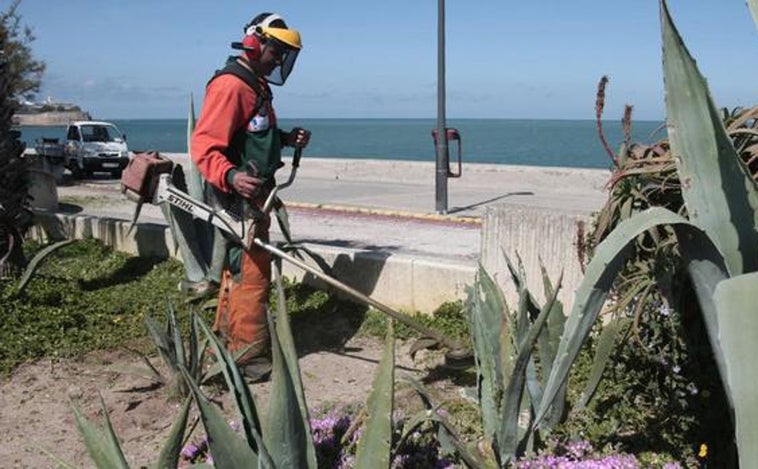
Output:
[120,149,473,368]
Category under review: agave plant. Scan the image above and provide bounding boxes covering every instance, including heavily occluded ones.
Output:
[87,297,222,403]
[462,253,565,466]
[529,2,758,466]
[70,260,421,468]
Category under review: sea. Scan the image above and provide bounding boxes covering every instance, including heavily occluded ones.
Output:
[16,118,666,170]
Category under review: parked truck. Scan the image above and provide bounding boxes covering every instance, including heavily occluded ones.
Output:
[34,121,130,179]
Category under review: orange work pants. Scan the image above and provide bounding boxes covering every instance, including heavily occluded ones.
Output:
[213,212,271,364]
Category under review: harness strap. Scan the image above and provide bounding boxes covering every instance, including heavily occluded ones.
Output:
[210,60,269,117]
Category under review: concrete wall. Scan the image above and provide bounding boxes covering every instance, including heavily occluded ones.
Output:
[28,211,475,314]
[480,204,591,311]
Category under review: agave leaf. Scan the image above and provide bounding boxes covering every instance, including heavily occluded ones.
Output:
[16,239,74,294]
[465,270,504,440]
[72,396,130,469]
[154,397,192,469]
[272,262,313,428]
[479,264,510,383]
[536,261,567,428]
[207,229,227,285]
[749,0,758,32]
[264,262,316,469]
[576,316,632,410]
[537,259,565,383]
[179,367,260,468]
[678,226,732,406]
[184,93,217,272]
[145,314,177,371]
[498,271,562,464]
[186,93,203,201]
[168,301,186,370]
[397,375,482,468]
[502,250,546,327]
[354,320,395,468]
[392,407,483,468]
[713,272,758,466]
[514,266,530,343]
[161,174,209,282]
[661,0,758,275]
[524,357,542,422]
[188,309,201,382]
[393,406,443,456]
[535,207,699,427]
[192,313,268,456]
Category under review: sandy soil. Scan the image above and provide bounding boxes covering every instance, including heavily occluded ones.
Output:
[0,334,471,469]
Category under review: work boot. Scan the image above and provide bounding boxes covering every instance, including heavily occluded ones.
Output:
[179,278,219,298]
[240,356,272,383]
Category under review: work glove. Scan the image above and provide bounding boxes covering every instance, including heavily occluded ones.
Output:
[286,127,311,148]
[229,169,264,200]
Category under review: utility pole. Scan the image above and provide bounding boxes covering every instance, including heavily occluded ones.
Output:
[435,0,448,214]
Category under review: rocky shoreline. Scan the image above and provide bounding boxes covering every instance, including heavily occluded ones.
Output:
[13,110,91,126]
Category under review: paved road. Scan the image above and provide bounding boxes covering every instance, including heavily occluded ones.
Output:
[53,155,610,267]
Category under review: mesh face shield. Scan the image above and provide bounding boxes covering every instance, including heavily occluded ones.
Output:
[261,36,299,86]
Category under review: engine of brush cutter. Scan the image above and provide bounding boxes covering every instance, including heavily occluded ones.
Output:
[119,151,250,243]
[120,151,175,204]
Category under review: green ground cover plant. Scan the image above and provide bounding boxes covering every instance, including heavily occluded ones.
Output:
[0,238,188,375]
[0,238,471,378]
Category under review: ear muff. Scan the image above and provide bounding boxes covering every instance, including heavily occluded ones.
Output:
[241,34,262,61]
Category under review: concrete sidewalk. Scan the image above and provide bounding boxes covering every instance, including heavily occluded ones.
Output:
[35,155,611,312]
[167,153,610,218]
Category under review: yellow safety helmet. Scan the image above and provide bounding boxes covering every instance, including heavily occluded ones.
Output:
[232,12,302,86]
[259,26,301,51]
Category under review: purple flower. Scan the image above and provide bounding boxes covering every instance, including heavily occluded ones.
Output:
[180,443,200,460]
[516,440,647,468]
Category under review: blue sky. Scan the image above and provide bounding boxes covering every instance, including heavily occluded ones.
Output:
[12,0,758,120]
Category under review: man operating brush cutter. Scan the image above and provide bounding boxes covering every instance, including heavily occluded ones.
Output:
[122,147,474,381]
[121,14,472,381]
[189,12,310,382]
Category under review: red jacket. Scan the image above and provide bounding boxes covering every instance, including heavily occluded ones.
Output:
[191,72,276,192]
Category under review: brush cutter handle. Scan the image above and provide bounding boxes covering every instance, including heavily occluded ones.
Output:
[292,146,303,168]
[262,146,303,213]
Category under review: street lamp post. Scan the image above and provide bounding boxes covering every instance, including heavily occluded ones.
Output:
[435,0,448,214]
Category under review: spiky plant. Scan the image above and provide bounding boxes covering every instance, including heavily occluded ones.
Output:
[0,43,31,279]
[585,79,758,339]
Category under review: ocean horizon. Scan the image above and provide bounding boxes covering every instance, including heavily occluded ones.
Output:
[17,117,667,170]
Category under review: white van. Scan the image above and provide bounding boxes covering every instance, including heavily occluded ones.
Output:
[64,121,130,178]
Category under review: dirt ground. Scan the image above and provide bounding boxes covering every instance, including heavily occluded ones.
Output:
[0,332,473,469]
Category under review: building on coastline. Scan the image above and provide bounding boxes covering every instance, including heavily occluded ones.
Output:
[13,97,91,126]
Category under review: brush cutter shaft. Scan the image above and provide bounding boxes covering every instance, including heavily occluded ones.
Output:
[252,238,466,352]
[142,154,472,360]
[153,174,247,241]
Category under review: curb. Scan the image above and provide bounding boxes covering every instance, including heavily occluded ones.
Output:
[286,201,482,225]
